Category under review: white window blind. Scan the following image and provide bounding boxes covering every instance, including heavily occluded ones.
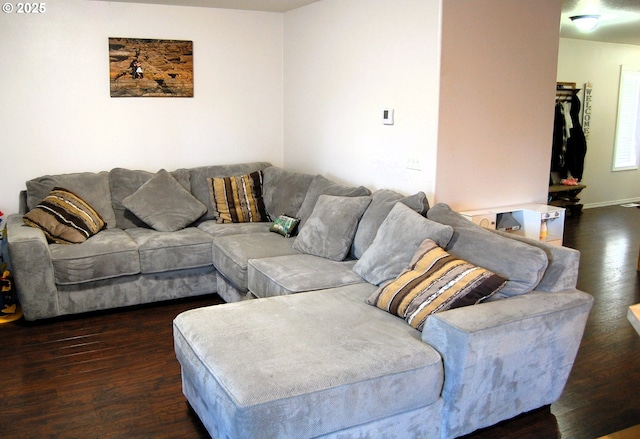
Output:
[613,66,640,171]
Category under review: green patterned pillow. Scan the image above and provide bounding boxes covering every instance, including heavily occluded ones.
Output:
[23,187,106,244]
[368,238,507,331]
[269,214,300,238]
[208,171,268,224]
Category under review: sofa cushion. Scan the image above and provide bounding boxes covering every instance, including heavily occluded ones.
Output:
[126,227,214,274]
[110,167,191,229]
[248,255,364,298]
[368,238,507,331]
[427,203,549,296]
[122,169,206,232]
[197,220,272,239]
[293,195,371,261]
[207,171,268,223]
[493,230,580,294]
[351,189,429,259]
[269,214,300,238]
[197,220,271,238]
[23,187,106,244]
[295,175,371,229]
[261,166,315,220]
[353,203,454,286]
[26,171,117,229]
[212,232,300,291]
[189,162,271,221]
[49,229,140,285]
[173,284,443,439]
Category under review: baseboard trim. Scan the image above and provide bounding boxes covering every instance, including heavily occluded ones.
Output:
[583,198,640,209]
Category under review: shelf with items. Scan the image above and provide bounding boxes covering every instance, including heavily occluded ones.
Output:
[556,82,579,102]
[548,183,586,217]
[459,203,565,246]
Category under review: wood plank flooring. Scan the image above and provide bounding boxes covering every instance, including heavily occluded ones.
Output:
[465,205,640,439]
[1,205,639,439]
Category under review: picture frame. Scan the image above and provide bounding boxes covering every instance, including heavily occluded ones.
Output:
[109,37,194,97]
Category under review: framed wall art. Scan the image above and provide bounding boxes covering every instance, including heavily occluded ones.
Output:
[109,37,194,97]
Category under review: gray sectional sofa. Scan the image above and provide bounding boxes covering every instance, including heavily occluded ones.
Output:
[7,162,593,438]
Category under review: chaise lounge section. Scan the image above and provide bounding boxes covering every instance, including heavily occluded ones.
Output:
[173,199,593,438]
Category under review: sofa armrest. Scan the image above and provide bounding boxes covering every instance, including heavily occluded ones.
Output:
[6,214,60,320]
[422,289,593,439]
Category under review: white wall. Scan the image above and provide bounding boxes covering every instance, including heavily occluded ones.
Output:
[0,0,284,214]
[557,38,640,208]
[283,0,441,200]
[435,0,561,211]
[1,0,578,218]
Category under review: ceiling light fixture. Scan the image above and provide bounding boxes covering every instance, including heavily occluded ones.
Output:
[570,15,600,31]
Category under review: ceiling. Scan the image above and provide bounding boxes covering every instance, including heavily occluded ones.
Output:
[97,0,320,13]
[560,0,640,46]
[98,0,640,46]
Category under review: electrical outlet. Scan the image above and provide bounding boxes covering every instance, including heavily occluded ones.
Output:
[406,155,422,170]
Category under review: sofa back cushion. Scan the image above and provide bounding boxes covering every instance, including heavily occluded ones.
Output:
[426,203,549,296]
[261,166,315,220]
[353,203,454,286]
[292,195,371,261]
[189,162,271,221]
[295,175,371,230]
[493,230,580,293]
[351,189,429,259]
[26,171,117,229]
[109,168,191,229]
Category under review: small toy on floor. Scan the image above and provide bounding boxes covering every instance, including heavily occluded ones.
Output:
[1,263,15,315]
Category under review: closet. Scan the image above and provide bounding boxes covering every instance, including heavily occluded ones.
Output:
[549,82,587,216]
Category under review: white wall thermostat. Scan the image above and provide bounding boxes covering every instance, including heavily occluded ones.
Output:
[382,108,394,125]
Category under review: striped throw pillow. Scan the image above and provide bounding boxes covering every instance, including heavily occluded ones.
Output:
[23,187,106,244]
[368,238,507,331]
[208,171,268,224]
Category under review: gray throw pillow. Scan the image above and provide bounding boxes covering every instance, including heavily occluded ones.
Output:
[295,175,371,229]
[110,167,191,229]
[353,203,454,286]
[351,189,430,259]
[426,203,549,296]
[122,169,206,232]
[293,195,371,261]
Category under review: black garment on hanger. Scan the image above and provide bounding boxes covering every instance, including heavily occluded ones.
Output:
[551,102,566,174]
[565,94,587,181]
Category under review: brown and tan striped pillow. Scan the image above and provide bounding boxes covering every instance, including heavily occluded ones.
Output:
[23,187,106,244]
[368,238,507,331]
[207,171,268,224]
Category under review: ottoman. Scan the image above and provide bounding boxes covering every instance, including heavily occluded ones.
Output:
[173,283,445,439]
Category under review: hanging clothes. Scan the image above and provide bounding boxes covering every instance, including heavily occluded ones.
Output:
[551,102,566,174]
[565,94,588,181]
[550,92,587,181]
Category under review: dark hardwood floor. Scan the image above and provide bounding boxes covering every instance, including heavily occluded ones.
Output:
[1,205,639,439]
[465,205,640,439]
